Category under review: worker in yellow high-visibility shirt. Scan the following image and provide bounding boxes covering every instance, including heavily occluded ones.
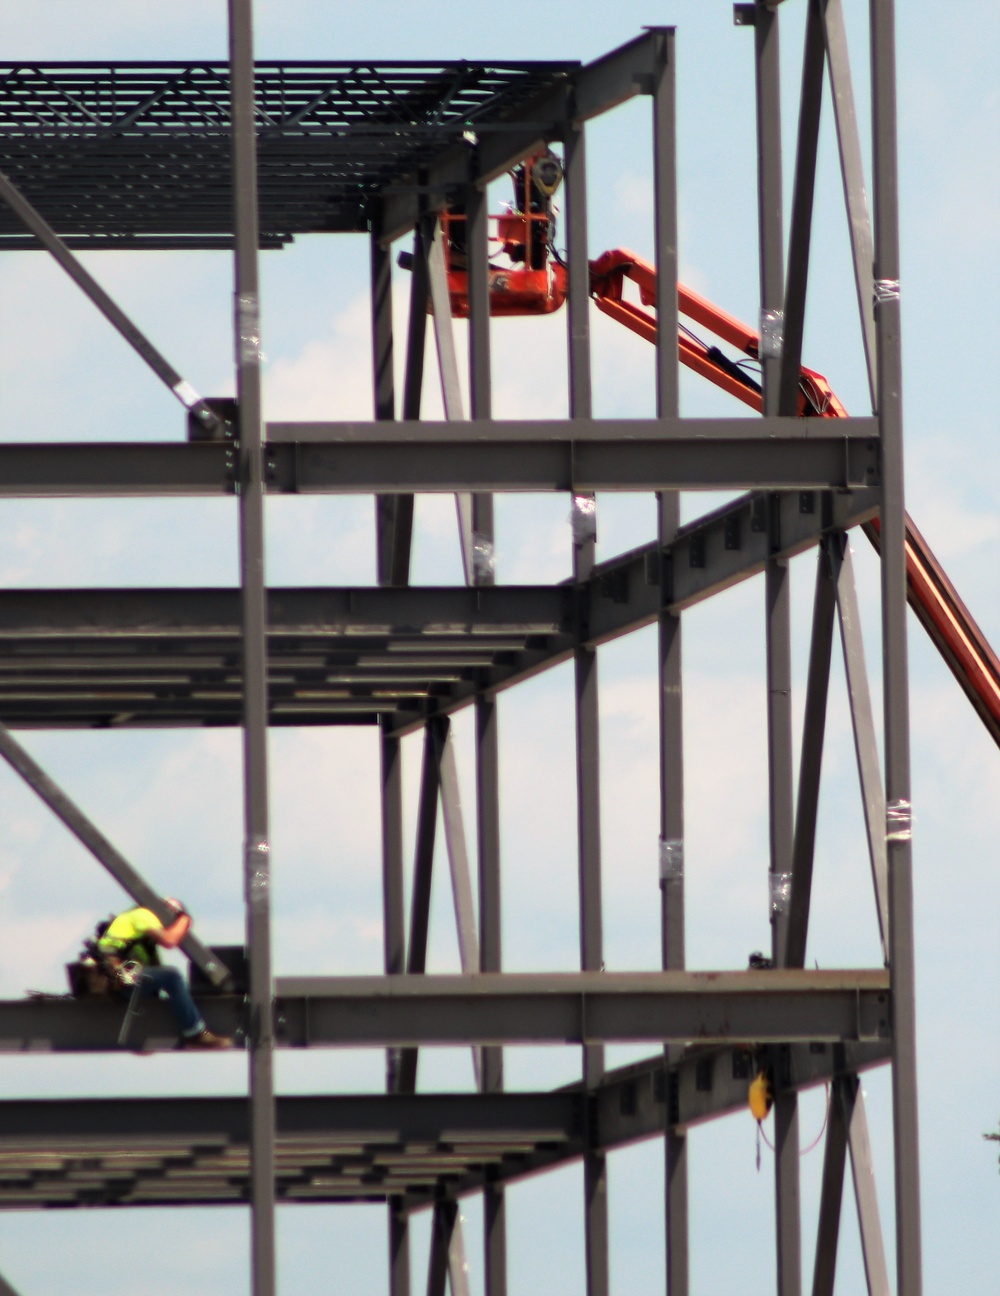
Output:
[98,899,231,1049]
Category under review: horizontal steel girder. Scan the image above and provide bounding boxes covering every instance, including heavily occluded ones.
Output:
[266,419,879,493]
[0,971,889,1052]
[0,1042,889,1210]
[0,487,877,732]
[0,421,878,496]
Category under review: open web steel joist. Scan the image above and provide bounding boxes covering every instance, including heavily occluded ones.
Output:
[0,6,935,1296]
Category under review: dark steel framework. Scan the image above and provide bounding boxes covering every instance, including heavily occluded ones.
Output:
[0,4,921,1295]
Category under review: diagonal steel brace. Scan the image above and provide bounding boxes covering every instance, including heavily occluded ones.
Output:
[0,720,230,987]
[0,168,222,436]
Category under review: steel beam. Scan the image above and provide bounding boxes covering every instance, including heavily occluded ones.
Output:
[779,0,826,420]
[423,213,476,587]
[750,1,802,1285]
[467,176,496,591]
[0,1046,889,1150]
[830,537,890,957]
[371,217,405,590]
[811,1076,848,1296]
[823,0,877,406]
[390,1197,411,1296]
[438,725,482,1087]
[841,1075,891,1296]
[652,27,688,1294]
[426,1200,457,1296]
[396,719,444,1094]
[0,424,878,497]
[0,971,890,1052]
[477,695,506,1296]
[263,421,880,495]
[0,168,220,435]
[870,3,922,1289]
[785,540,837,970]
[228,6,275,1295]
[272,971,890,1047]
[0,719,228,985]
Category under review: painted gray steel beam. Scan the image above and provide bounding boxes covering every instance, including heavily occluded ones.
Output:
[476,696,506,1296]
[381,727,406,1093]
[0,584,571,638]
[869,2,922,1290]
[0,168,221,436]
[564,101,608,1296]
[830,537,890,959]
[0,421,878,497]
[467,177,496,593]
[0,971,889,1052]
[779,0,826,421]
[0,1047,888,1153]
[371,217,405,590]
[273,971,890,1047]
[438,725,483,1088]
[823,0,877,407]
[785,540,838,970]
[0,719,229,986]
[395,719,444,1094]
[749,1,802,1285]
[842,1075,891,1296]
[262,427,879,494]
[426,1200,457,1296]
[228,5,275,1295]
[652,27,688,1296]
[0,443,235,497]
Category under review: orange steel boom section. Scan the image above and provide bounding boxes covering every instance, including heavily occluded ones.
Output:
[441,211,1000,747]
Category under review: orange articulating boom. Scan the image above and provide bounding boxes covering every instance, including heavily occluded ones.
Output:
[584,247,1000,748]
[437,163,1000,747]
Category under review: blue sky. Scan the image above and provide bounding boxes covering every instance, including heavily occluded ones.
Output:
[0,2,997,1293]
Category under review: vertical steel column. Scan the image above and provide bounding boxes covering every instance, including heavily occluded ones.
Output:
[869,3,922,1291]
[652,28,688,1296]
[565,108,608,1296]
[372,221,402,586]
[752,4,801,1293]
[228,5,274,1295]
[373,217,411,1296]
[467,177,496,586]
[477,693,506,1296]
[785,543,837,970]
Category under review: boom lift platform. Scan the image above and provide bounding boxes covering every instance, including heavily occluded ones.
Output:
[436,156,1000,748]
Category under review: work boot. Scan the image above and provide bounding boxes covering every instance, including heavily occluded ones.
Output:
[183,1028,233,1049]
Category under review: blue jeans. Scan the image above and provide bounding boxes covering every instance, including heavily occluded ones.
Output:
[138,965,205,1038]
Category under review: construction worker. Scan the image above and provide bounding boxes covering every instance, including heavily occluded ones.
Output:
[97,899,232,1049]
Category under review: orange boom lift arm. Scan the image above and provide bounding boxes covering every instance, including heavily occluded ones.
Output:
[434,161,1000,746]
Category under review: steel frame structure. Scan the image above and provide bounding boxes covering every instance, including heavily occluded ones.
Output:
[0,4,921,1295]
